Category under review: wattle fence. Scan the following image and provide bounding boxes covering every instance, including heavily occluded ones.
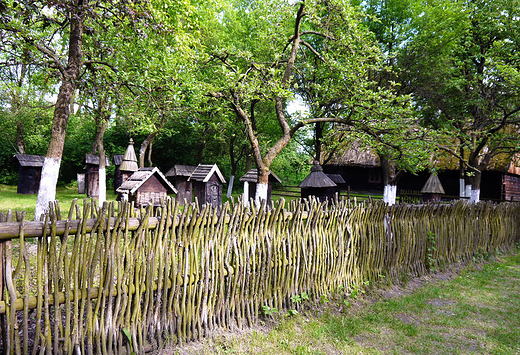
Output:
[0,198,519,354]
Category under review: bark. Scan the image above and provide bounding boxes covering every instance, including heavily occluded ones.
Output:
[35,6,84,220]
[315,121,324,162]
[16,121,25,154]
[139,132,158,168]
[459,144,465,197]
[93,119,108,205]
[380,154,403,206]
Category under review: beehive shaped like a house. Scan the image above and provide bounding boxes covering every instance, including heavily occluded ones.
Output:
[299,162,337,202]
[165,165,197,204]
[116,167,177,207]
[421,173,445,202]
[188,164,226,208]
[85,154,111,198]
[14,154,45,194]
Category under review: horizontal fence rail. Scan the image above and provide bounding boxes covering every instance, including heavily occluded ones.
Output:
[0,198,519,354]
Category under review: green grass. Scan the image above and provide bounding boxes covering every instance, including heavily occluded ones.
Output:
[0,184,118,220]
[165,249,520,354]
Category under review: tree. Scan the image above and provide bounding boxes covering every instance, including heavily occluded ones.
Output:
[199,0,405,204]
[403,0,520,203]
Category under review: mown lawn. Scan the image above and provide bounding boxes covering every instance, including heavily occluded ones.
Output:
[165,249,520,355]
[0,184,118,220]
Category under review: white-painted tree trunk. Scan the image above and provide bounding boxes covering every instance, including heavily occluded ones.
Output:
[255,182,268,207]
[98,167,106,205]
[35,157,61,221]
[383,184,397,205]
[469,188,480,204]
[465,185,472,199]
[243,181,250,207]
[459,178,466,197]
[227,175,235,199]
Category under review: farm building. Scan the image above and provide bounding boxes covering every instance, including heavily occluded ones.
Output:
[323,142,520,202]
[165,165,196,204]
[116,167,177,207]
[299,162,337,202]
[188,164,226,208]
[14,154,45,194]
[85,154,111,198]
[239,169,282,205]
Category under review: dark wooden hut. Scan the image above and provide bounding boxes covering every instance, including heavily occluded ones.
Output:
[14,154,44,194]
[85,154,110,198]
[116,167,177,207]
[117,139,139,191]
[421,173,445,202]
[189,164,226,208]
[299,162,337,202]
[239,169,282,205]
[165,165,196,204]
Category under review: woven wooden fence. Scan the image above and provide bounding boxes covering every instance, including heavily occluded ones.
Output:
[0,197,519,354]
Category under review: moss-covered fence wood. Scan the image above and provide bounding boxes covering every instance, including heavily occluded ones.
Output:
[0,198,519,354]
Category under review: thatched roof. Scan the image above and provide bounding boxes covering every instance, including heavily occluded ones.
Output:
[166,165,197,178]
[116,167,177,194]
[120,139,138,172]
[325,141,380,167]
[434,149,520,174]
[15,154,45,167]
[326,139,520,176]
[188,164,226,183]
[420,173,445,194]
[239,169,282,183]
[85,154,111,166]
[299,162,337,188]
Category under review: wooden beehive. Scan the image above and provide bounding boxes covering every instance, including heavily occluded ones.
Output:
[14,154,45,194]
[189,164,226,208]
[116,167,177,207]
[165,164,196,204]
[299,162,337,202]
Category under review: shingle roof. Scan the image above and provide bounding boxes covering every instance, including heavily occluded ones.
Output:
[299,162,337,188]
[116,167,177,194]
[239,169,282,183]
[188,164,226,183]
[165,165,197,177]
[420,173,445,194]
[14,154,45,167]
[113,154,123,166]
[326,174,346,185]
[85,154,111,166]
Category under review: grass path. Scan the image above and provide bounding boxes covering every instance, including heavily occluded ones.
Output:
[165,249,520,354]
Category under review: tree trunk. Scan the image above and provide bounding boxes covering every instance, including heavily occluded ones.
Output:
[139,132,157,168]
[315,121,324,163]
[34,4,84,220]
[469,170,481,204]
[93,118,108,205]
[380,154,403,206]
[255,171,269,206]
[459,145,466,197]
